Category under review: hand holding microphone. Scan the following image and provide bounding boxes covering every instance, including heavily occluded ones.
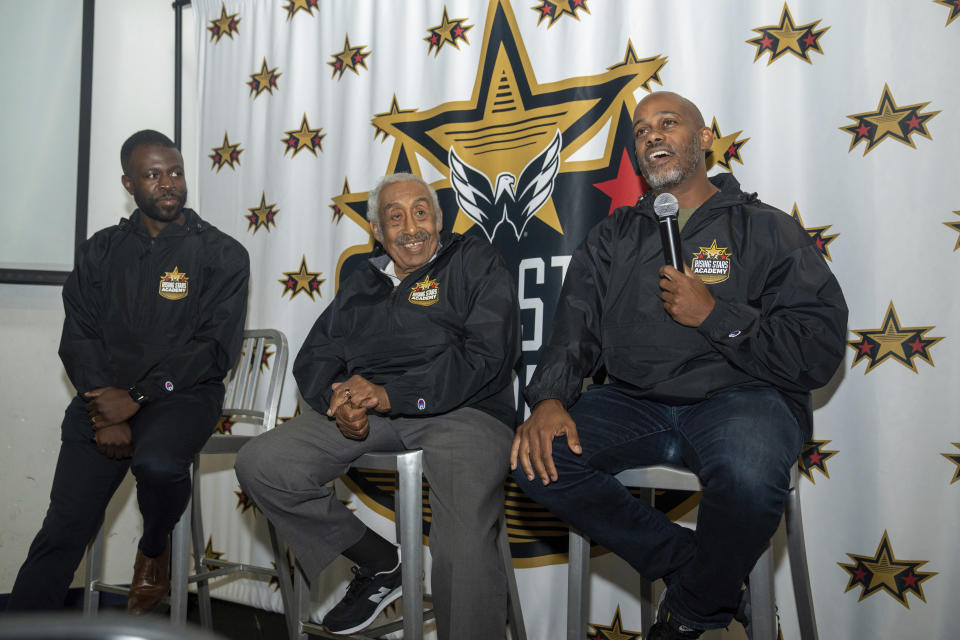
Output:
[654,192,684,269]
[653,192,715,326]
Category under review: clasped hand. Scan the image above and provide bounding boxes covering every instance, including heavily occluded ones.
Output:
[327,375,391,441]
[84,387,139,459]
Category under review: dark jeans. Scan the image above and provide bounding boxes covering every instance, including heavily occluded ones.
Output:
[514,385,804,630]
[7,387,220,611]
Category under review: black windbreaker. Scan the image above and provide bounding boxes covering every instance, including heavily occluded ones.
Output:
[526,174,848,431]
[294,231,521,427]
[59,209,249,401]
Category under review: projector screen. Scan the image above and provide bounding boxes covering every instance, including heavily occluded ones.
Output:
[0,0,92,284]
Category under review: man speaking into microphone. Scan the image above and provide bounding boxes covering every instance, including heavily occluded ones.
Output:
[511,92,847,639]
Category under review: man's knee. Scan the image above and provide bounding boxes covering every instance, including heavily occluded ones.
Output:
[130,450,189,487]
[234,436,272,494]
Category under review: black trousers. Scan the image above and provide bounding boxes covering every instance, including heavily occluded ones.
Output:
[7,386,221,610]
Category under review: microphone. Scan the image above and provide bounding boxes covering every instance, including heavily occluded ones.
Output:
[653,192,684,270]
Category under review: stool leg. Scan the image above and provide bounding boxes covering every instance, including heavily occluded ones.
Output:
[639,488,656,635]
[499,514,526,640]
[169,501,192,625]
[190,460,213,629]
[785,487,818,640]
[294,565,310,640]
[747,545,776,640]
[269,521,299,640]
[83,524,105,616]
[396,452,424,640]
[566,529,589,640]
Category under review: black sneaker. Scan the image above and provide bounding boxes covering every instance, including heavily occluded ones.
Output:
[321,562,403,635]
[647,591,704,640]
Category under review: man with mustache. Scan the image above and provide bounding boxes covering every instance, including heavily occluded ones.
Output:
[7,130,249,615]
[511,92,848,639]
[236,173,520,639]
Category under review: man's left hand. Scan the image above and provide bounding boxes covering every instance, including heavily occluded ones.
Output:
[334,402,370,440]
[328,375,391,417]
[658,265,715,327]
[85,387,140,426]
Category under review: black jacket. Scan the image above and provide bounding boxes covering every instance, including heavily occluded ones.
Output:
[59,209,249,401]
[525,174,848,431]
[294,231,521,427]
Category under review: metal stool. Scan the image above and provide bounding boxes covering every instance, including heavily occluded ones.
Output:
[83,330,297,637]
[295,450,527,640]
[567,464,816,640]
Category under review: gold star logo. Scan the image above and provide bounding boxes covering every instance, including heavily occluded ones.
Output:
[797,439,838,483]
[425,7,473,56]
[607,40,665,91]
[839,531,937,607]
[707,117,749,172]
[933,0,960,26]
[790,204,838,261]
[532,0,591,28]
[248,58,281,98]
[942,442,960,484]
[330,179,351,224]
[944,210,960,251]
[282,114,325,158]
[588,605,642,640]
[847,301,943,373]
[747,4,829,65]
[214,415,234,435]
[372,95,416,142]
[279,256,325,301]
[246,192,279,233]
[209,132,243,172]
[161,266,188,283]
[204,536,225,561]
[328,35,371,79]
[207,3,240,43]
[841,84,939,156]
[284,0,318,20]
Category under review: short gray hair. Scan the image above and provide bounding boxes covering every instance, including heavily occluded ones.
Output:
[366,173,442,227]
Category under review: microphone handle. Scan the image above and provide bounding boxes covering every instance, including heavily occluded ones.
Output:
[657,215,685,270]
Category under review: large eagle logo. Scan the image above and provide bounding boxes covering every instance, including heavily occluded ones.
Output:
[448,130,562,241]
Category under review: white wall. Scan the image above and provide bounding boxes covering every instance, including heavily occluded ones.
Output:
[0,0,197,592]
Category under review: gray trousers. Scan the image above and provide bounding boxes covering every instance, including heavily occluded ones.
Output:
[235,406,514,640]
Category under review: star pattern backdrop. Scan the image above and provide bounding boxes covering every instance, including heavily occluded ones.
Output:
[192,1,959,638]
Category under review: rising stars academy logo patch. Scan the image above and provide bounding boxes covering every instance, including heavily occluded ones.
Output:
[791,203,838,261]
[533,0,590,28]
[691,240,733,284]
[841,84,939,156]
[158,266,189,300]
[944,210,960,250]
[284,0,318,20]
[942,443,960,483]
[209,132,243,171]
[328,35,371,80]
[283,114,325,157]
[207,3,240,43]
[707,117,749,173]
[847,302,944,374]
[839,531,937,607]
[798,439,838,483]
[747,4,829,65]
[426,7,473,56]
[248,58,281,98]
[279,256,324,300]
[933,0,960,26]
[247,192,278,233]
[588,605,641,640]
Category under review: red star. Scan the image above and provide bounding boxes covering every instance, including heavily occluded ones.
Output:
[902,571,919,588]
[908,337,925,353]
[431,34,439,43]
[334,60,343,70]
[808,451,823,464]
[454,26,463,36]
[541,3,553,16]
[857,341,874,355]
[905,115,922,130]
[726,143,738,156]
[760,35,773,49]
[855,123,871,138]
[854,566,868,581]
[312,134,323,146]
[353,52,363,63]
[803,33,816,47]
[593,149,646,216]
[815,237,826,250]
[311,280,320,290]
[284,277,296,290]
[286,138,297,148]
[573,0,584,5]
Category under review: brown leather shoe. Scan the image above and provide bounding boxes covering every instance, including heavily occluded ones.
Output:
[127,542,170,615]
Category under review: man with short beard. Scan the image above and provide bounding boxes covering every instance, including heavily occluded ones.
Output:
[7,130,249,615]
[235,173,520,639]
[511,92,848,639]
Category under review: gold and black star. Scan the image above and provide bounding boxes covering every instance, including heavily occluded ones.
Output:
[282,114,325,157]
[607,40,663,91]
[942,443,960,484]
[208,3,240,43]
[279,256,325,301]
[284,0,318,20]
[246,192,279,233]
[204,536,225,561]
[747,4,829,65]
[847,302,943,374]
[425,7,473,56]
[798,439,838,483]
[331,179,351,224]
[588,605,642,640]
[235,488,260,514]
[248,58,281,98]
[214,415,235,435]
[328,35,371,80]
[372,95,415,142]
[839,531,936,607]
[841,84,939,156]
[790,204,838,261]
[943,210,960,251]
[933,0,960,26]
[209,132,243,172]
[707,117,749,172]
[533,0,590,28]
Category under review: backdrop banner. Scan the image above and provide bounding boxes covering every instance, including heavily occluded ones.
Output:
[194,2,959,638]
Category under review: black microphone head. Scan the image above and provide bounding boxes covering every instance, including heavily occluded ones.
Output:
[653,192,679,219]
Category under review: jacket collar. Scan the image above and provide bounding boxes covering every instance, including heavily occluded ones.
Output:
[120,208,205,237]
